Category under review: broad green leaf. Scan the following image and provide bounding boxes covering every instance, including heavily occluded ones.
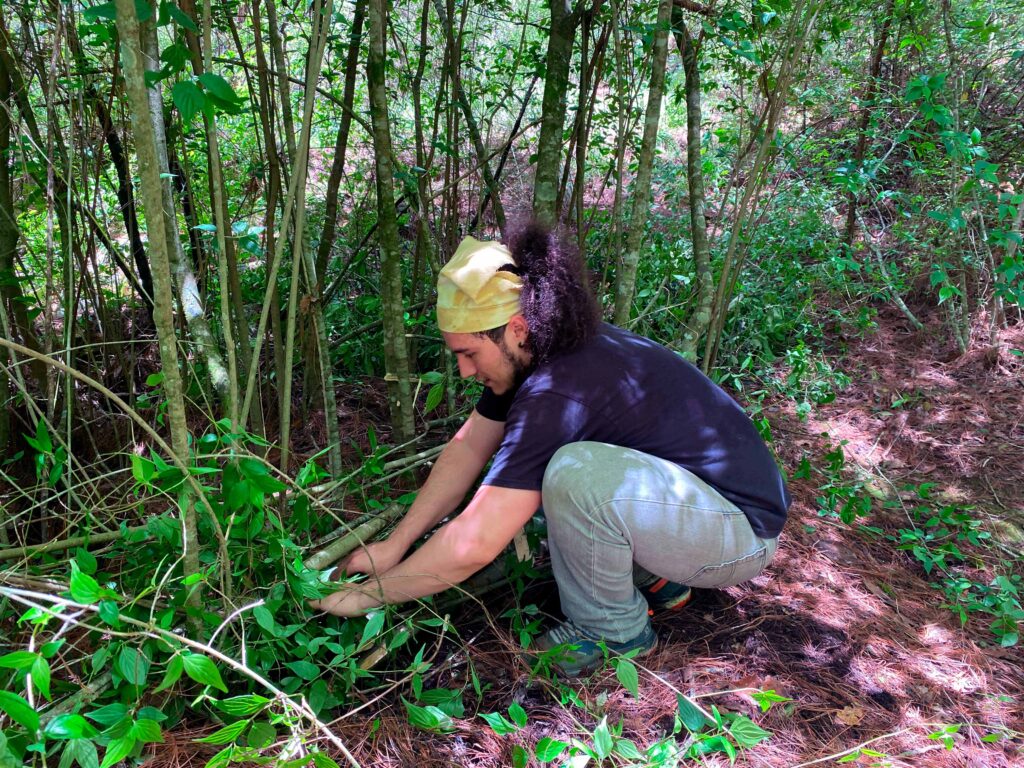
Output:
[58,738,100,768]
[424,383,444,414]
[729,714,772,748]
[0,690,39,732]
[614,738,643,759]
[615,657,639,698]
[534,736,568,762]
[0,651,37,669]
[508,701,527,728]
[82,2,116,21]
[216,694,270,716]
[99,736,134,768]
[512,745,528,768]
[310,752,341,768]
[285,660,319,681]
[182,653,228,692]
[74,548,98,575]
[171,80,205,123]
[117,646,150,686]
[677,693,710,732]
[480,711,517,736]
[30,655,51,700]
[246,720,276,749]
[85,703,128,727]
[70,560,101,604]
[161,0,198,31]
[98,600,120,628]
[592,717,612,759]
[45,714,98,740]
[153,654,184,693]
[359,611,385,650]
[402,698,455,733]
[198,72,238,103]
[130,718,164,744]
[195,719,247,745]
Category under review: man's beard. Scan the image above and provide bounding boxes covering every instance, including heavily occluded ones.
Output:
[498,338,534,392]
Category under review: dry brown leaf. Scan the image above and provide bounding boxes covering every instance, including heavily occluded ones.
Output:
[836,705,865,726]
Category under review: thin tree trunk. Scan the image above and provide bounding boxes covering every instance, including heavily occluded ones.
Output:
[673,13,711,362]
[278,0,335,473]
[368,0,414,442]
[314,0,366,285]
[843,0,895,246]
[612,0,673,325]
[431,0,506,235]
[113,0,201,606]
[533,1,578,227]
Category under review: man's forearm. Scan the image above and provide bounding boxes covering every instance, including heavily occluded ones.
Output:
[382,412,502,552]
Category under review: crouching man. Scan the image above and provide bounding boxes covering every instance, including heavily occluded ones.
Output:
[311,224,790,676]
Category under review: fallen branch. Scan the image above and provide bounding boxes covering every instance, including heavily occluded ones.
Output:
[302,504,406,571]
[0,525,149,562]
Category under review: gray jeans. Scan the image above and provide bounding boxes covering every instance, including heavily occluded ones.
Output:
[541,442,778,642]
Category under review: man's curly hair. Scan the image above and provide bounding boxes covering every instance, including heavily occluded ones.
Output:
[504,222,600,363]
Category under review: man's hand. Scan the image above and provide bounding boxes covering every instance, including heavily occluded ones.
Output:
[309,583,378,617]
[342,538,406,576]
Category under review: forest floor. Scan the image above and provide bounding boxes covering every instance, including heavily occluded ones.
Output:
[153,304,1024,767]
[306,305,1024,768]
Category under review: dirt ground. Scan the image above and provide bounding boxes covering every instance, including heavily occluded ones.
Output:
[306,306,1024,767]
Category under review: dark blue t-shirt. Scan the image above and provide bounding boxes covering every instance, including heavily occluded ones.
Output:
[476,324,789,538]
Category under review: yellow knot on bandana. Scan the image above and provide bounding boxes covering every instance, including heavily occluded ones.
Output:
[437,237,523,333]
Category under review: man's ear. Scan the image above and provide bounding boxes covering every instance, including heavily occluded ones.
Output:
[506,314,529,345]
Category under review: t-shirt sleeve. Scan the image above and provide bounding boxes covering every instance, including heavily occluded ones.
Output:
[482,392,593,490]
[474,387,516,422]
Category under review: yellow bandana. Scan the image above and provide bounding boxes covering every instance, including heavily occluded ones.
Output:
[437,237,523,333]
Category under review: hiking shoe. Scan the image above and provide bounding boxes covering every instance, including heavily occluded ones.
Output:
[641,579,692,613]
[532,620,657,677]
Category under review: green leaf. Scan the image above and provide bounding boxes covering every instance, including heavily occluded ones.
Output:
[285,660,320,680]
[198,72,238,103]
[677,693,710,732]
[0,650,38,669]
[614,738,643,759]
[310,752,341,768]
[171,80,205,123]
[402,698,455,733]
[30,655,51,700]
[161,0,198,31]
[534,737,568,762]
[614,657,639,698]
[99,737,134,768]
[359,611,385,650]
[246,720,276,749]
[70,559,101,604]
[183,653,228,692]
[45,714,98,740]
[58,738,100,768]
[98,600,120,628]
[195,719,247,745]
[130,719,164,744]
[145,372,164,387]
[117,646,150,686]
[83,2,117,21]
[729,714,772,748]
[74,547,98,575]
[0,690,39,732]
[85,703,127,727]
[511,745,529,768]
[592,717,613,759]
[480,711,517,736]
[424,383,444,414]
[508,701,527,728]
[216,694,270,716]
[153,654,183,693]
